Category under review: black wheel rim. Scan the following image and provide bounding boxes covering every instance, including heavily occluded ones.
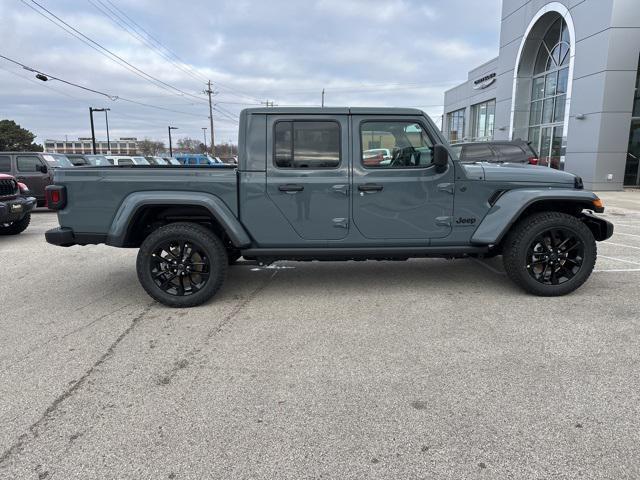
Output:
[150,240,210,296]
[526,227,585,286]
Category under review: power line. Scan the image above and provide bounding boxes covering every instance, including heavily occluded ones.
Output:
[0,54,206,118]
[22,0,208,104]
[96,0,264,104]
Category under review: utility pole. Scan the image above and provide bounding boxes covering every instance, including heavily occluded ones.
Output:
[262,100,275,108]
[202,127,208,151]
[168,126,178,157]
[104,109,111,154]
[321,88,325,108]
[204,80,216,156]
[89,108,97,154]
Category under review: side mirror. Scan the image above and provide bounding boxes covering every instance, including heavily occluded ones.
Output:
[39,164,48,174]
[433,144,449,172]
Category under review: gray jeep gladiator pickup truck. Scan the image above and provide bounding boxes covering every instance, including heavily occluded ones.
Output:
[45,107,613,307]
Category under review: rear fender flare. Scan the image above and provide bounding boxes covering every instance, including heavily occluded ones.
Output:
[470,189,600,245]
[106,191,251,247]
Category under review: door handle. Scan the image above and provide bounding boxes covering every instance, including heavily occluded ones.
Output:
[278,184,304,192]
[358,183,383,192]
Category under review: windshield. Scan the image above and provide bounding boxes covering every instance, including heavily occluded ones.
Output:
[132,157,150,165]
[42,154,74,168]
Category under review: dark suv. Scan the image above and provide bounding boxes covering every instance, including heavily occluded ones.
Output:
[0,173,36,235]
[450,139,538,164]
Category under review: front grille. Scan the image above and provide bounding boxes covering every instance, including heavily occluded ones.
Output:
[0,179,18,197]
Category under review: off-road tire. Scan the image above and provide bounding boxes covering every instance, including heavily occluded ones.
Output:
[502,211,596,296]
[137,222,228,308]
[0,214,31,235]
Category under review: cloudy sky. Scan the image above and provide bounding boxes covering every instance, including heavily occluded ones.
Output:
[0,0,501,146]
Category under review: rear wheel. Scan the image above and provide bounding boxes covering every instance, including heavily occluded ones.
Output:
[503,212,596,296]
[136,222,227,307]
[0,214,31,235]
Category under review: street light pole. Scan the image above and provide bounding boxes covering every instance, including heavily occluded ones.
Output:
[90,107,111,154]
[168,126,178,156]
[104,109,111,154]
[89,108,97,154]
[202,127,208,151]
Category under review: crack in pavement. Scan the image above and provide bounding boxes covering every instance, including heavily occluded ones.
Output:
[0,302,154,469]
[159,271,278,389]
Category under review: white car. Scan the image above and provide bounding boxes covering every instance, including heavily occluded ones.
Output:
[106,155,150,166]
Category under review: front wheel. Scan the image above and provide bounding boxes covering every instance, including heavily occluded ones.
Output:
[502,212,596,296]
[136,222,228,307]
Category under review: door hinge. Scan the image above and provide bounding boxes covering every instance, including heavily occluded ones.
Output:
[437,182,455,194]
[331,184,349,196]
[332,217,349,229]
[435,216,452,227]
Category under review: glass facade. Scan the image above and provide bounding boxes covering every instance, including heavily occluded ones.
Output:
[446,108,465,144]
[624,54,640,186]
[528,17,570,169]
[471,100,495,141]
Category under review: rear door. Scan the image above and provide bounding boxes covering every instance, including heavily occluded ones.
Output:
[15,154,51,201]
[266,114,349,240]
[351,116,454,239]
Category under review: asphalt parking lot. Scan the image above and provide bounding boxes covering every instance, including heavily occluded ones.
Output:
[1,191,639,479]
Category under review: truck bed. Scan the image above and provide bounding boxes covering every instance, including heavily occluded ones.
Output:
[54,165,238,236]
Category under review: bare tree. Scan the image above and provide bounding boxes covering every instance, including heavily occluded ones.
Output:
[138,138,166,155]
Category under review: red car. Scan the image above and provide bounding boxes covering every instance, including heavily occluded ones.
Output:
[0,173,36,235]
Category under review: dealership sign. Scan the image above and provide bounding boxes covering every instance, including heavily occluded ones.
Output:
[473,72,496,90]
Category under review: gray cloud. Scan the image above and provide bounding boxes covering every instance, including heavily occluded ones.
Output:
[0,0,500,145]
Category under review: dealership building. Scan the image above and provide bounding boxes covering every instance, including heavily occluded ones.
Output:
[443,0,640,190]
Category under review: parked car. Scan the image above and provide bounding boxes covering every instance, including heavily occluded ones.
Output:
[174,154,225,166]
[144,156,169,166]
[0,152,57,206]
[66,154,112,166]
[0,173,36,235]
[450,139,538,164]
[45,107,612,308]
[106,156,150,166]
[159,157,181,165]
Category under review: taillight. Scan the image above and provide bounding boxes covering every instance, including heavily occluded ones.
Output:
[528,157,538,165]
[45,185,66,210]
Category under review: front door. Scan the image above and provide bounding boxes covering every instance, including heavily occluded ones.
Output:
[352,116,454,240]
[266,115,350,240]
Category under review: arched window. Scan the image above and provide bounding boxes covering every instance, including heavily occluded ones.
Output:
[528,17,570,169]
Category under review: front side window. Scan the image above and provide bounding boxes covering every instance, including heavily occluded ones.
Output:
[17,156,42,172]
[361,121,433,168]
[274,121,340,169]
[0,155,10,172]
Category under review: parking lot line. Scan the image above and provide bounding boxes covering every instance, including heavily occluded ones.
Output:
[599,255,640,266]
[612,232,640,239]
[603,241,640,250]
[594,268,640,272]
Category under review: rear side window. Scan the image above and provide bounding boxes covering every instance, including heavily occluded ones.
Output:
[274,121,340,168]
[494,145,525,156]
[0,155,10,172]
[118,158,133,166]
[461,144,494,160]
[17,156,43,172]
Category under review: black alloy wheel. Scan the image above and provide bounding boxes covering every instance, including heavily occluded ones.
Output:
[526,227,585,285]
[151,240,211,296]
[503,211,596,296]
[137,222,227,307]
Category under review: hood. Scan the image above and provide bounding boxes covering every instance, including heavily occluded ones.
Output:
[0,173,16,180]
[480,162,576,185]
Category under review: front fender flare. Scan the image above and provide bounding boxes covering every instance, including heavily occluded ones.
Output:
[470,189,600,245]
[106,191,252,247]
